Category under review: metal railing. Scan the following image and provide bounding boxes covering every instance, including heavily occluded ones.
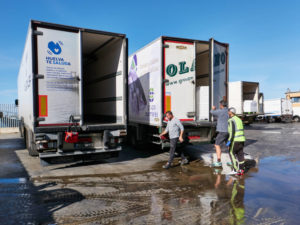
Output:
[0,104,19,128]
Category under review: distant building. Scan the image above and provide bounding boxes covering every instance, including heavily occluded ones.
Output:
[285,90,300,122]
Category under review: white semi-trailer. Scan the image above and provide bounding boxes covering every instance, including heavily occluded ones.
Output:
[127,36,229,148]
[228,81,263,124]
[264,98,293,122]
[17,20,127,164]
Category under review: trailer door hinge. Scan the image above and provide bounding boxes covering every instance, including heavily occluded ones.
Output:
[163,44,169,48]
[33,30,43,36]
[36,117,45,122]
[34,74,44,79]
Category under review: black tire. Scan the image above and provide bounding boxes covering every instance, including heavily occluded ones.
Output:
[128,127,138,147]
[19,121,24,138]
[268,117,275,123]
[26,129,39,157]
[23,127,27,147]
[293,116,300,122]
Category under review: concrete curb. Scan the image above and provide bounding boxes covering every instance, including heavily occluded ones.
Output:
[0,128,19,134]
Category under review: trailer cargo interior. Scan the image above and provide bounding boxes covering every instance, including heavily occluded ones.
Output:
[82,32,125,125]
[195,42,210,121]
[18,21,127,164]
[243,82,259,113]
[128,36,229,148]
[229,81,260,124]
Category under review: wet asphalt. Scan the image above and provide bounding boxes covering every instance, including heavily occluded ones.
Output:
[0,123,300,225]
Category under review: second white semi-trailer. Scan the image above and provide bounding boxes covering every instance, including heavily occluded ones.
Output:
[228,81,263,124]
[264,98,293,122]
[127,36,229,148]
[18,20,127,164]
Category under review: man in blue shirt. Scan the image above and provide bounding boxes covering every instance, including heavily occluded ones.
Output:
[210,100,229,167]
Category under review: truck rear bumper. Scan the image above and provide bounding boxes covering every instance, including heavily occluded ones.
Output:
[39,146,121,166]
[35,124,126,133]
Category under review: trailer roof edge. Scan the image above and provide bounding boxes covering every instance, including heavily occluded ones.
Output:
[30,20,126,38]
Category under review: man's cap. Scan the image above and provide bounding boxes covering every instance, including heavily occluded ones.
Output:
[228,107,236,114]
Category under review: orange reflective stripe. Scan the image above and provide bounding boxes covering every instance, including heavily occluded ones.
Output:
[39,95,48,117]
[165,94,171,112]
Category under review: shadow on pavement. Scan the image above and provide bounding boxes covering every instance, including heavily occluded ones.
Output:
[48,143,164,170]
[245,125,282,131]
[0,134,85,225]
[244,139,258,147]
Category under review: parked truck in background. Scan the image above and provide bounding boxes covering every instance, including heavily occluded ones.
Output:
[263,98,293,122]
[286,90,300,122]
[17,20,127,164]
[127,36,229,148]
[259,92,264,114]
[228,81,263,124]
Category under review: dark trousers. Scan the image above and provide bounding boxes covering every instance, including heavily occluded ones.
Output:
[168,138,186,165]
[229,142,245,171]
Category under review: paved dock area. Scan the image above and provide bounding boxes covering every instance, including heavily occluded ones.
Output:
[0,123,300,224]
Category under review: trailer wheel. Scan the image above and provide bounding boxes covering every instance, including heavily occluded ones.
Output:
[19,120,25,138]
[26,130,39,157]
[23,128,27,147]
[268,117,275,123]
[129,128,138,147]
[293,116,300,122]
[285,117,292,123]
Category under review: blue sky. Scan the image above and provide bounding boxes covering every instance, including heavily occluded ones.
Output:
[0,0,300,103]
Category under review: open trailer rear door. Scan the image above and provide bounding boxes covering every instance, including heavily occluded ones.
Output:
[163,40,196,121]
[210,39,228,109]
[35,26,82,126]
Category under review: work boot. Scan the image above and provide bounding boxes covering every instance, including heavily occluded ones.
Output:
[162,163,171,169]
[237,169,244,176]
[226,162,233,167]
[211,161,222,167]
[180,158,189,166]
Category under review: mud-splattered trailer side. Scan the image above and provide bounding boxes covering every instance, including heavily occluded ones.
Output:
[17,20,127,164]
[127,36,229,148]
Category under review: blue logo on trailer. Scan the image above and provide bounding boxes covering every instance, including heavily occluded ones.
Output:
[47,41,63,55]
[46,41,71,65]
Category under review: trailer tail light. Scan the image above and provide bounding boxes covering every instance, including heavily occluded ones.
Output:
[188,136,201,140]
[37,141,56,150]
[120,130,127,136]
[65,132,92,143]
[42,143,48,149]
[110,138,119,144]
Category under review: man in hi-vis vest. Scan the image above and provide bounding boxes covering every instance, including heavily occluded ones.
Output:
[226,107,246,176]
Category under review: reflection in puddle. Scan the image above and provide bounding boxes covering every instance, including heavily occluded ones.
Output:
[34,156,300,224]
[0,178,27,184]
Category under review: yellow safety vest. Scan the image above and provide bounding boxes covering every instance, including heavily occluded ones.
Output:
[228,116,246,142]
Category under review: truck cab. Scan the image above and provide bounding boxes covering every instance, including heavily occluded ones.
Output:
[286,91,300,122]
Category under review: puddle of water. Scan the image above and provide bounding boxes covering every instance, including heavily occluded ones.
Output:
[32,156,300,225]
[0,178,27,184]
[244,156,300,224]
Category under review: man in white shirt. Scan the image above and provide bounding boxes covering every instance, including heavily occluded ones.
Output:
[159,111,188,169]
